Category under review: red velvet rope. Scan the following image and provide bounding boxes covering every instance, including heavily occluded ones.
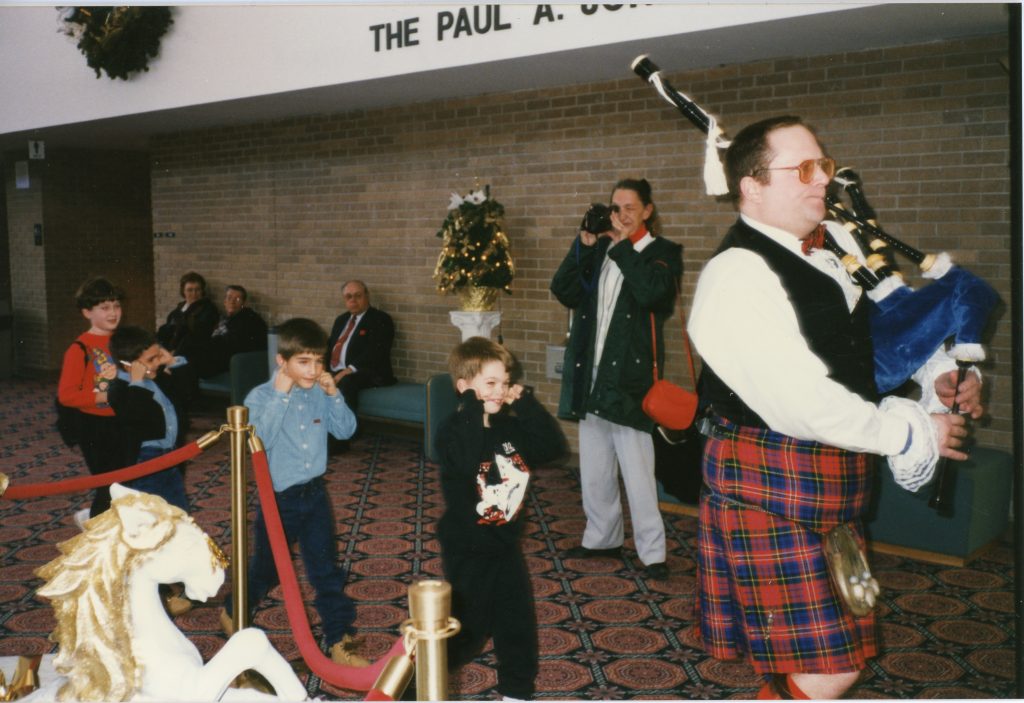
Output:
[1,441,203,500]
[250,449,408,693]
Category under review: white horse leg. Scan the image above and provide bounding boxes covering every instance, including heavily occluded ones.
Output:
[190,628,307,702]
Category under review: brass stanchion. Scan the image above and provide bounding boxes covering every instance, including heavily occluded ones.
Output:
[227,405,251,634]
[405,580,460,701]
[370,650,416,700]
[0,655,40,700]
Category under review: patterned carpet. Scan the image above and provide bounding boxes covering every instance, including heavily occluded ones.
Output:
[0,377,1016,699]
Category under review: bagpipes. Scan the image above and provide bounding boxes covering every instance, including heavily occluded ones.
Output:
[631,55,1000,512]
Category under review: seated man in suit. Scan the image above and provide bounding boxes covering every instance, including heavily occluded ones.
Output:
[327,280,397,421]
[198,284,268,379]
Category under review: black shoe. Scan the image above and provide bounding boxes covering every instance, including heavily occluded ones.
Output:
[644,562,669,580]
[564,545,622,560]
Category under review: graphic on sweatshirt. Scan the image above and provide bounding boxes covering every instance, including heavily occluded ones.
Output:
[90,348,117,405]
[475,451,530,526]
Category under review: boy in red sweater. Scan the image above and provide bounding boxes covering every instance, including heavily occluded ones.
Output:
[57,277,123,520]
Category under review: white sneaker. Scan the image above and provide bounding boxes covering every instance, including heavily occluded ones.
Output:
[73,508,90,531]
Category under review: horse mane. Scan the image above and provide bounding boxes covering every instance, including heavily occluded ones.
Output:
[35,493,184,702]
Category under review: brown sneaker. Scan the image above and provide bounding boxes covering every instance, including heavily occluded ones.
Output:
[219,607,237,638]
[330,634,370,667]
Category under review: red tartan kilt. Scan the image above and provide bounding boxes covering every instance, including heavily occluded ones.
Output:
[695,419,878,674]
[703,418,873,532]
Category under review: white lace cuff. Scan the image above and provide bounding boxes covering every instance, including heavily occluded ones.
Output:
[882,396,939,492]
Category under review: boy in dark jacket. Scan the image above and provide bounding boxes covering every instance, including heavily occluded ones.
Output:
[108,325,193,616]
[436,337,565,701]
[107,326,191,513]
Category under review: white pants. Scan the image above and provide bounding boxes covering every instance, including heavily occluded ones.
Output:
[578,413,666,565]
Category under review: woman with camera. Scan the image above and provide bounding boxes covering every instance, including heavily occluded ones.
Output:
[550,178,682,581]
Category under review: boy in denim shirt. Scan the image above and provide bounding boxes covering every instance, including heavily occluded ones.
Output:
[220,318,366,666]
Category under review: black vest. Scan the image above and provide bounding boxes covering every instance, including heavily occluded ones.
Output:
[699,220,878,428]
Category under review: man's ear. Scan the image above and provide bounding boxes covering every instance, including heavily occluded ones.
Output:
[739,175,762,203]
[455,378,469,393]
[275,353,285,367]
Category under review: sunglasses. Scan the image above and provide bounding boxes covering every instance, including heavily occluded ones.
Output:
[758,157,836,184]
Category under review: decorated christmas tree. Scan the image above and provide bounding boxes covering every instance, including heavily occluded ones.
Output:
[434,187,514,309]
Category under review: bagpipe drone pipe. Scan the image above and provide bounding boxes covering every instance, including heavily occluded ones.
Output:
[631,55,1001,508]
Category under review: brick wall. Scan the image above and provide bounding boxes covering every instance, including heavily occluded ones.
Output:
[150,35,1012,454]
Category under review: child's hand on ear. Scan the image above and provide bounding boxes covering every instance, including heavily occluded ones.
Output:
[273,365,295,393]
[154,347,175,372]
[129,360,151,382]
[318,371,338,396]
[504,384,524,406]
[455,379,479,401]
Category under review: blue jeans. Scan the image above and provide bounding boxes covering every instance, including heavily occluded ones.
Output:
[126,445,189,512]
[225,476,355,645]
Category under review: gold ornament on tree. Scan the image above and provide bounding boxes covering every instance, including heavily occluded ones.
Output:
[434,186,514,311]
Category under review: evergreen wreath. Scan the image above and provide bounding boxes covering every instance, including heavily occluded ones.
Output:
[434,187,515,295]
[60,6,174,80]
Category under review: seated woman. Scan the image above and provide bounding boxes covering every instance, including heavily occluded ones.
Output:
[197,284,268,379]
[156,271,219,364]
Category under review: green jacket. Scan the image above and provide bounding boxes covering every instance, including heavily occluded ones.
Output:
[550,234,683,431]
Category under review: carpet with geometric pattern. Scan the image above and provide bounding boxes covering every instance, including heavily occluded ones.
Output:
[0,378,1015,699]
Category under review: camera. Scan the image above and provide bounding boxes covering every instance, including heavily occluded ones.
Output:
[580,203,618,235]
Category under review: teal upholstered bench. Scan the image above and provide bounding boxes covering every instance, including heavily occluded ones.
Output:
[866,447,1013,565]
[197,350,269,405]
[358,374,456,462]
[198,372,231,396]
[359,382,427,423]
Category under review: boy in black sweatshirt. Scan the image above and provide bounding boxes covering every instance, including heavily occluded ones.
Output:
[436,337,565,701]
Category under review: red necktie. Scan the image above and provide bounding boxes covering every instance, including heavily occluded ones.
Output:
[330,316,356,369]
[801,223,827,256]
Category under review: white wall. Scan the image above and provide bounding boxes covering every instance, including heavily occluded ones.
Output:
[0,3,850,133]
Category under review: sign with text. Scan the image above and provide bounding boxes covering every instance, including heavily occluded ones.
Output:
[369,4,652,53]
[353,3,848,74]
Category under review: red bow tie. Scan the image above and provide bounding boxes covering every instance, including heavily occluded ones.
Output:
[801,224,827,256]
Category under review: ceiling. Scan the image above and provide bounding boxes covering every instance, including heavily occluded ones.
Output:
[0,3,1011,153]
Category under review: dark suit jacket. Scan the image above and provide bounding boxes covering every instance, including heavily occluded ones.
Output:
[326,306,396,387]
[199,306,268,378]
